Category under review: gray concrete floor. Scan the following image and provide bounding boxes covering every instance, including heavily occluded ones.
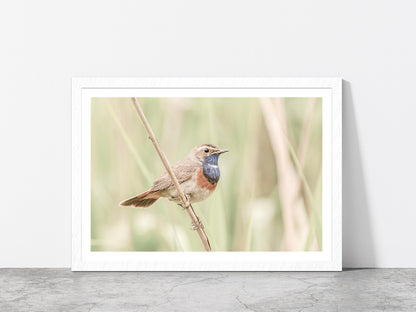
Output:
[0,269,415,311]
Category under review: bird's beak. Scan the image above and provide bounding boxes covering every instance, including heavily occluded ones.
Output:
[216,149,229,155]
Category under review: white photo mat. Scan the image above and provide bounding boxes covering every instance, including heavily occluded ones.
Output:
[72,78,342,271]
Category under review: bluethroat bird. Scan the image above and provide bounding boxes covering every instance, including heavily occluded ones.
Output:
[120,143,228,208]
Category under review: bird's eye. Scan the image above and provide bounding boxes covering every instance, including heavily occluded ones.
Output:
[204,148,209,153]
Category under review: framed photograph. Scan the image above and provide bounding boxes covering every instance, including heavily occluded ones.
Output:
[72,78,342,271]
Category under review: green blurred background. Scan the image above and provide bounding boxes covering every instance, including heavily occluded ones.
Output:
[91,97,322,252]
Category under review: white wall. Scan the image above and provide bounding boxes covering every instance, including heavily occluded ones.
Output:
[1,0,415,268]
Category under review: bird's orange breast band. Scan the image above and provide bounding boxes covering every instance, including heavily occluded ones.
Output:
[196,168,217,191]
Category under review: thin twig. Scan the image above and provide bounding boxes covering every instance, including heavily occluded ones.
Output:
[297,98,316,215]
[131,97,211,251]
[298,98,317,168]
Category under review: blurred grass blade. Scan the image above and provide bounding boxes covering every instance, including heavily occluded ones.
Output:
[107,104,153,184]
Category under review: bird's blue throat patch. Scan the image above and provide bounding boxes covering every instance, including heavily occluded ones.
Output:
[203,154,221,184]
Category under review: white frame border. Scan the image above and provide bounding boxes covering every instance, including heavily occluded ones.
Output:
[72,78,342,271]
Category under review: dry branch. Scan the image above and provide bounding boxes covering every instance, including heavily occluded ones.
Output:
[131,97,212,251]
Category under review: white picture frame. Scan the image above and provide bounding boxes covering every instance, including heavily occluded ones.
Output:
[72,77,342,271]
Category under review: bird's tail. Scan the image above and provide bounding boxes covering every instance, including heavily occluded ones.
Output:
[119,190,160,208]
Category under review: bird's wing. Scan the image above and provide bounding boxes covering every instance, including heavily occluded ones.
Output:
[150,158,200,193]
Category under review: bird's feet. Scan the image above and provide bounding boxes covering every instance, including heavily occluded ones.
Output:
[176,194,191,210]
[191,217,204,231]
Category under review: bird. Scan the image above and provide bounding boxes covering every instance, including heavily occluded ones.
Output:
[120,143,228,208]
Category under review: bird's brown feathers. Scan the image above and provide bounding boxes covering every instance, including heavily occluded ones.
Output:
[119,190,160,207]
[149,157,201,193]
